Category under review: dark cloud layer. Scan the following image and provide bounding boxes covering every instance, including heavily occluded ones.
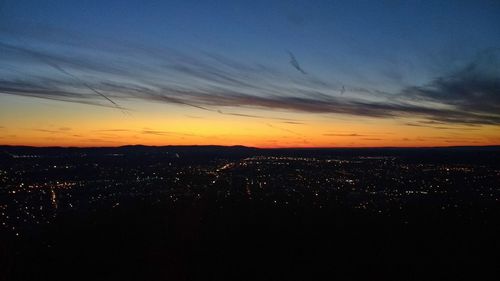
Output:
[1,30,500,127]
[401,49,500,124]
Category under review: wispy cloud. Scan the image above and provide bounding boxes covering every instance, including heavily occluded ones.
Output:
[404,122,480,130]
[281,121,304,125]
[400,48,500,124]
[1,27,500,127]
[287,51,307,74]
[31,129,67,134]
[140,130,173,136]
[323,133,367,137]
[93,129,132,132]
[266,123,303,136]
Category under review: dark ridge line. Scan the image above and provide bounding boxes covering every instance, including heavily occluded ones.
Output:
[0,144,499,150]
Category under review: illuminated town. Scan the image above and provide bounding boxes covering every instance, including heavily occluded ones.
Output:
[1,146,498,238]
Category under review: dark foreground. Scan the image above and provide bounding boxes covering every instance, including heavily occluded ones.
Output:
[0,146,499,280]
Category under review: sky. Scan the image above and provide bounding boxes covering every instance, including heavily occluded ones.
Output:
[1,0,500,147]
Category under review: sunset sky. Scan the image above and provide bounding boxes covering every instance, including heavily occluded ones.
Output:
[1,0,500,147]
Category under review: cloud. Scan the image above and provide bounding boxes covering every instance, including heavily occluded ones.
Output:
[0,78,119,108]
[1,27,500,127]
[140,129,198,137]
[141,130,172,136]
[266,123,303,136]
[86,138,115,143]
[404,122,480,130]
[93,129,132,132]
[32,129,68,134]
[288,51,307,74]
[0,42,128,113]
[400,48,500,124]
[323,133,366,137]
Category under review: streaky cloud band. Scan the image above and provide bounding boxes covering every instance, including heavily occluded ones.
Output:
[1,29,500,126]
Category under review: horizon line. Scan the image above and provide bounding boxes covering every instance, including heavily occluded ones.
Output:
[1,144,499,150]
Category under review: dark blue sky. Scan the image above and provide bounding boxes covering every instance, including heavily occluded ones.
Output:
[3,0,499,80]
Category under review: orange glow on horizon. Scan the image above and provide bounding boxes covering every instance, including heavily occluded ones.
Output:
[1,95,499,148]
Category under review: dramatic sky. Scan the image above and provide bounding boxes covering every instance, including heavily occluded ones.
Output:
[1,0,500,147]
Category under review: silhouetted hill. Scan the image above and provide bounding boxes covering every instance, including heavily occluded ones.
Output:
[1,144,499,154]
[1,145,498,164]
